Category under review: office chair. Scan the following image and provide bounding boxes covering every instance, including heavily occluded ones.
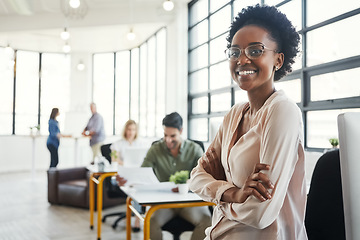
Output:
[305,149,345,240]
[100,143,128,229]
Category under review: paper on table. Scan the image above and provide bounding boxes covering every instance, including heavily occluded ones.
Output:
[118,166,160,186]
[132,181,177,191]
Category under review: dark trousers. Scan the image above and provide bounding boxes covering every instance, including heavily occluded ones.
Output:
[47,144,59,168]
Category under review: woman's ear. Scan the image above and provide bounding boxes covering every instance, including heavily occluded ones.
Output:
[276,52,284,70]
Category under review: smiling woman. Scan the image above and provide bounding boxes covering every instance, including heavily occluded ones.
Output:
[189,4,307,240]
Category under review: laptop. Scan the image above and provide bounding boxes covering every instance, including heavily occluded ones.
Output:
[122,147,149,167]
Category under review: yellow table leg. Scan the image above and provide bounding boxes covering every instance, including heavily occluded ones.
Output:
[89,173,95,229]
[96,173,116,240]
[143,202,216,240]
[126,197,132,240]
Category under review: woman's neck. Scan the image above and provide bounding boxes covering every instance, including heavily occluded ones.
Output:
[247,87,276,113]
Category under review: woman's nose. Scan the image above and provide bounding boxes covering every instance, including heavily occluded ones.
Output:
[236,52,251,65]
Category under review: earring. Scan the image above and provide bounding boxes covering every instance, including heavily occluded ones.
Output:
[275,66,279,71]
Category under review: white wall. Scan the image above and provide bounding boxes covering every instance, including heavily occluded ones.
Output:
[0,4,189,173]
[0,2,323,185]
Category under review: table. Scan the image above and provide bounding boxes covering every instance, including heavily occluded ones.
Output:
[121,185,215,240]
[88,165,118,240]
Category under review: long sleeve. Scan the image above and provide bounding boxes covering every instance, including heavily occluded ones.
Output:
[220,101,303,229]
[188,91,307,239]
[189,122,235,204]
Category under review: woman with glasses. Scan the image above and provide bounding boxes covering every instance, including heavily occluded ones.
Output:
[189,4,307,239]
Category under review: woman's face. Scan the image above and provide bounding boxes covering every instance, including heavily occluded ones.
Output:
[229,25,284,93]
[125,124,137,141]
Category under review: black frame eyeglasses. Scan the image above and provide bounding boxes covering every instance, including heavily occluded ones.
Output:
[224,44,277,61]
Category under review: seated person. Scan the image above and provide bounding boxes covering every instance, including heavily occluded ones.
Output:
[110,119,148,165]
[116,112,211,240]
[110,119,147,232]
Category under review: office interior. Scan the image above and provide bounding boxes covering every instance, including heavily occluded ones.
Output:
[1,0,360,239]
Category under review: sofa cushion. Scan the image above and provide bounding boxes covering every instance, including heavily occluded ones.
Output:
[58,180,88,208]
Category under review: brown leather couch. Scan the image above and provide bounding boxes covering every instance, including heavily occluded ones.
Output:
[47,167,124,209]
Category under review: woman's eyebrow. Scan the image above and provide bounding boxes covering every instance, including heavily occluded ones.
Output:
[230,42,263,48]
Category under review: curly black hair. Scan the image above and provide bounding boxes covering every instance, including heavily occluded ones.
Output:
[227,4,300,81]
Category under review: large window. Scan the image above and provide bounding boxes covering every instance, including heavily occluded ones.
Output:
[93,28,167,138]
[188,0,360,150]
[14,51,39,135]
[0,49,71,136]
[40,53,71,135]
[0,47,14,135]
[93,53,115,136]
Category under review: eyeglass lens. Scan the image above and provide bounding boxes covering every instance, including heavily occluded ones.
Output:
[226,45,265,60]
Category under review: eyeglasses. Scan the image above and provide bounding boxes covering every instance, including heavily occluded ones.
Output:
[224,44,277,61]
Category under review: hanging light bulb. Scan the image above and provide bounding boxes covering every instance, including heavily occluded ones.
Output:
[69,0,80,9]
[127,28,136,41]
[60,28,70,40]
[63,43,71,53]
[5,45,14,58]
[77,61,85,71]
[163,0,174,11]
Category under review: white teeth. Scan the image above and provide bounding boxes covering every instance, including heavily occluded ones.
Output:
[238,70,256,75]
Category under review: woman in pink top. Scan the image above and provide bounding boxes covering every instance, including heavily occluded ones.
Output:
[189,4,308,240]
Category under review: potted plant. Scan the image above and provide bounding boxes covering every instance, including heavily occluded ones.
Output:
[110,150,119,167]
[329,138,339,148]
[35,124,40,135]
[169,170,189,194]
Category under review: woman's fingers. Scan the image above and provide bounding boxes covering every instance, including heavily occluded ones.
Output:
[244,187,268,202]
[247,180,272,200]
[202,147,226,180]
[253,172,274,189]
[254,163,270,173]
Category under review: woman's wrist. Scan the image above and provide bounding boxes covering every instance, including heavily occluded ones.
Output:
[221,187,241,203]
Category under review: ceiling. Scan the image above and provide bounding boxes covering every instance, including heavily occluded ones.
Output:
[0,0,190,53]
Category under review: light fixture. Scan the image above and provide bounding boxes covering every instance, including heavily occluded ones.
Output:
[60,28,70,40]
[77,61,85,71]
[127,28,136,41]
[4,45,14,57]
[63,43,71,53]
[163,0,174,11]
[61,0,88,19]
[69,0,80,9]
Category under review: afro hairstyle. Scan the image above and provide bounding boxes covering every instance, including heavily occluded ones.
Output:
[227,4,300,81]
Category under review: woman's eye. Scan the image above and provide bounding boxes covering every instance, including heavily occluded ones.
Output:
[231,51,239,57]
[249,48,263,56]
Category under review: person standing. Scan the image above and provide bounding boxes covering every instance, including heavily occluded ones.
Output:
[189,4,307,240]
[47,108,71,168]
[82,103,105,164]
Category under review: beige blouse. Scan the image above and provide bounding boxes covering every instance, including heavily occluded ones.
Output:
[189,90,308,240]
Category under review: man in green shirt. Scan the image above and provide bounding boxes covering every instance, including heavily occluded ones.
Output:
[142,112,211,240]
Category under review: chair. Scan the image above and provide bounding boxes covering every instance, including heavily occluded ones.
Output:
[100,143,129,229]
[304,149,345,240]
[152,138,206,240]
[47,167,120,209]
[100,143,112,164]
[338,112,360,239]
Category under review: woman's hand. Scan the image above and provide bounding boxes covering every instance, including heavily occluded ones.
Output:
[201,147,226,181]
[222,163,274,203]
